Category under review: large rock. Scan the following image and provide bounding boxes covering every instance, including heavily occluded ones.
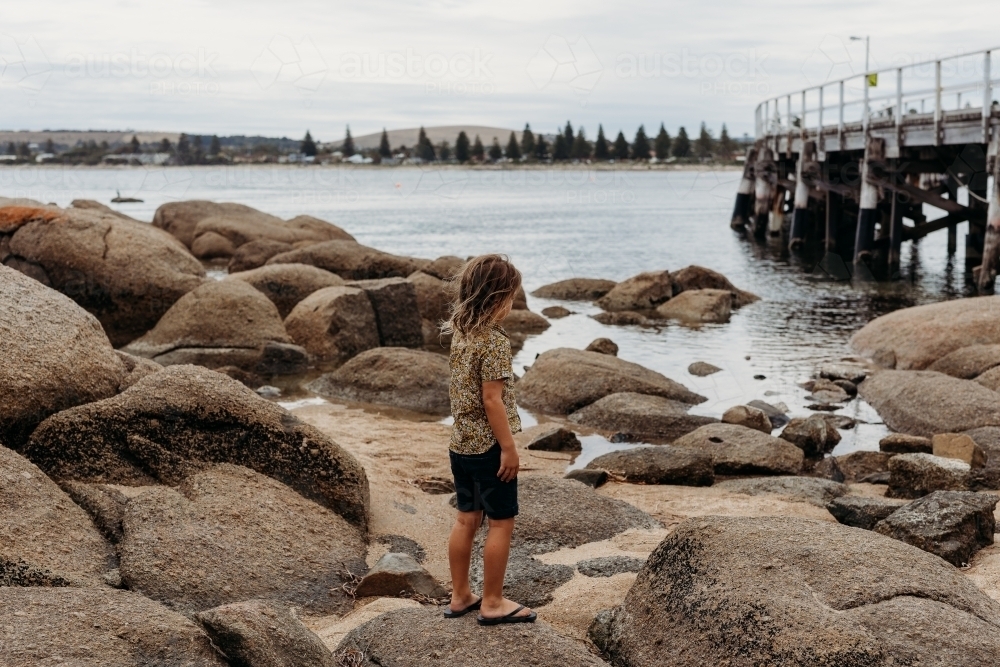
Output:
[153,201,353,256]
[928,343,1000,379]
[586,446,715,485]
[780,415,842,458]
[850,296,1000,370]
[975,365,1000,391]
[228,263,345,317]
[500,309,550,334]
[122,279,295,371]
[119,465,367,613]
[887,452,970,499]
[827,495,908,530]
[308,347,450,415]
[517,348,705,414]
[880,432,933,454]
[115,350,163,391]
[531,277,617,300]
[670,264,759,308]
[228,238,294,272]
[595,515,1000,667]
[284,285,380,363]
[468,476,658,608]
[514,476,659,552]
[1,265,126,447]
[267,239,426,280]
[336,607,607,667]
[654,288,732,323]
[422,254,465,280]
[567,392,716,443]
[858,370,1000,436]
[523,425,581,451]
[832,450,894,483]
[2,204,206,345]
[197,599,336,667]
[585,337,619,355]
[933,433,987,467]
[346,277,424,347]
[0,444,115,587]
[596,270,673,311]
[715,476,848,507]
[407,270,452,324]
[671,423,804,476]
[25,365,370,528]
[874,490,998,566]
[721,404,772,433]
[353,552,448,598]
[60,480,129,544]
[1,587,228,667]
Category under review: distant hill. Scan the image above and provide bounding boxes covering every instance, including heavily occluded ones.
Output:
[347,126,523,151]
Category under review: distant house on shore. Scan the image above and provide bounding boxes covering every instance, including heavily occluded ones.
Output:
[102,152,171,166]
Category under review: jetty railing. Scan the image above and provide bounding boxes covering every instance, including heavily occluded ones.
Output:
[755,48,1000,152]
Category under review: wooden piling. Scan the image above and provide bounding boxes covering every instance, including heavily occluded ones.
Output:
[888,191,904,276]
[789,141,818,250]
[825,189,842,254]
[731,146,758,231]
[769,186,786,237]
[752,147,776,237]
[854,137,885,265]
[978,148,1000,292]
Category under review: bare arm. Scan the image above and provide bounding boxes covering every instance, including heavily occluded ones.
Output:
[483,379,518,482]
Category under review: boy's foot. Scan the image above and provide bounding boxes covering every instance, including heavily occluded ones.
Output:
[477,598,536,625]
[444,594,482,618]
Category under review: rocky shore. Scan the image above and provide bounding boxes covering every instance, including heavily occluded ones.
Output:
[2,196,1000,666]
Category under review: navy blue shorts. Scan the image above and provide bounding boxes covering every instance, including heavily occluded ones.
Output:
[450,443,518,520]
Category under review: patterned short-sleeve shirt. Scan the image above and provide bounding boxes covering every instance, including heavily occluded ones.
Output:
[449,323,521,455]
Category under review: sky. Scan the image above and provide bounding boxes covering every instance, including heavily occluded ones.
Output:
[1,0,998,143]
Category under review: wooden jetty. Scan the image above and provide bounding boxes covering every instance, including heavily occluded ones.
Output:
[732,47,1000,291]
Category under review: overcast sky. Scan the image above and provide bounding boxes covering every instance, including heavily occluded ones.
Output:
[1,0,998,142]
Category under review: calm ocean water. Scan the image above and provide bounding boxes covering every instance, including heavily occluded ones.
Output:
[1,165,975,461]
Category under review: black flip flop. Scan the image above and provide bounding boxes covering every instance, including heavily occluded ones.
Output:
[477,604,537,626]
[443,597,482,618]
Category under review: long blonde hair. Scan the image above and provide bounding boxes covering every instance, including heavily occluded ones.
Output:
[443,254,522,336]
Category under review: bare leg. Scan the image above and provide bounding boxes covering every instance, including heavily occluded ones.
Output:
[479,517,533,619]
[448,510,482,611]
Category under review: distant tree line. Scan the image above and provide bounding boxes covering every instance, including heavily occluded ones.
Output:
[321,121,744,165]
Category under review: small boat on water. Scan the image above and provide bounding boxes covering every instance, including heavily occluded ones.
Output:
[111,190,143,203]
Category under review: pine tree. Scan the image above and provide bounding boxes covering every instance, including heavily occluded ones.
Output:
[718,124,737,158]
[177,134,190,163]
[632,125,650,160]
[613,131,629,160]
[488,136,503,161]
[552,133,569,160]
[44,138,55,154]
[209,135,221,156]
[416,127,436,161]
[160,138,172,153]
[570,127,591,160]
[191,135,203,164]
[695,122,714,158]
[471,135,485,161]
[520,124,535,157]
[654,123,671,160]
[6,142,15,156]
[438,141,451,161]
[506,132,522,160]
[378,129,391,157]
[672,127,691,157]
[593,125,609,160]
[455,131,470,162]
[563,121,574,149]
[534,133,548,160]
[342,126,355,157]
[301,130,317,157]
[130,135,140,153]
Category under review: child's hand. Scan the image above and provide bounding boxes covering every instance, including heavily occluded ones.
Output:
[498,448,519,482]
